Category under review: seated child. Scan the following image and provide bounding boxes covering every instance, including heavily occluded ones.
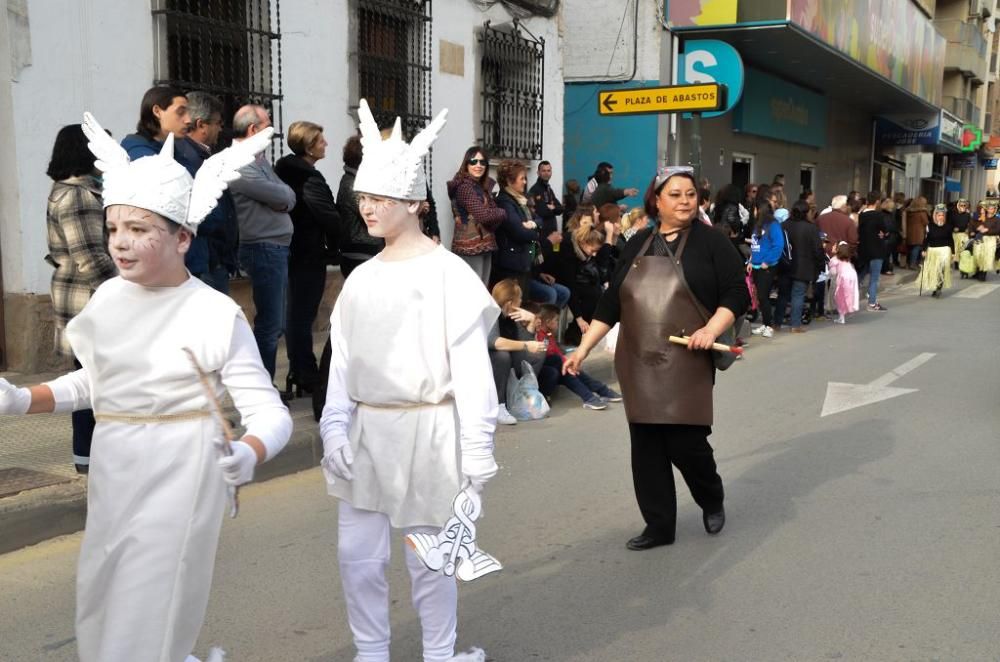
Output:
[534,304,621,410]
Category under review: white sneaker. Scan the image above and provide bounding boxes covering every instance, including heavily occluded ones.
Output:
[750,324,765,336]
[761,326,774,338]
[497,404,517,425]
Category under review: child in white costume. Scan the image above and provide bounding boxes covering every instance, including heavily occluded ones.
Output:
[0,114,292,662]
[320,101,499,662]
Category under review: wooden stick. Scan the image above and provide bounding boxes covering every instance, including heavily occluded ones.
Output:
[668,335,743,356]
[182,348,240,518]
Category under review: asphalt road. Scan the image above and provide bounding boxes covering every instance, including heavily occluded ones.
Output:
[1,276,998,661]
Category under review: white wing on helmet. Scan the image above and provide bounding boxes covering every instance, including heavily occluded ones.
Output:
[401,107,447,194]
[81,112,130,173]
[185,127,275,230]
[357,99,383,153]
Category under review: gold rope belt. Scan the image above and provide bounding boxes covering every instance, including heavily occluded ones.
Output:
[94,410,212,425]
[358,397,453,411]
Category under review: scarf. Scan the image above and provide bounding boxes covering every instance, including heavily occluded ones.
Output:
[505,186,531,217]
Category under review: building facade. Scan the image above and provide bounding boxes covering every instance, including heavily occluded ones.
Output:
[562,0,998,211]
[0,0,565,371]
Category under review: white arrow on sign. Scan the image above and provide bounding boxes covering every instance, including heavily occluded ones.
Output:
[821,353,936,417]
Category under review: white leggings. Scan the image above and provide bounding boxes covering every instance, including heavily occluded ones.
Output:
[338,501,458,662]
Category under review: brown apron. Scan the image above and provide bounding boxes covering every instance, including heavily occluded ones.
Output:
[614,231,715,425]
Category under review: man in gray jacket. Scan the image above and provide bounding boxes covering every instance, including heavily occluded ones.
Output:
[228,104,296,379]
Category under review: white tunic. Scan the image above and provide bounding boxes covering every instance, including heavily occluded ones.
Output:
[320,246,499,528]
[61,276,291,662]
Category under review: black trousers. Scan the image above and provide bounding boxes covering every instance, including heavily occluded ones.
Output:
[628,422,724,540]
[71,358,95,467]
[751,268,775,327]
[285,260,327,385]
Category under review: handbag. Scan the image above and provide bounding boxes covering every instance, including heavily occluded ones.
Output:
[664,230,741,371]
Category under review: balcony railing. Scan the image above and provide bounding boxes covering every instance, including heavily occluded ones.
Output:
[935,19,987,58]
[944,95,975,122]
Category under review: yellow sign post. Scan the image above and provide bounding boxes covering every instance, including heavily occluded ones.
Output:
[598,83,723,116]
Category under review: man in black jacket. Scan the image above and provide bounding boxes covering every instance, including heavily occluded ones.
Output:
[528,160,564,236]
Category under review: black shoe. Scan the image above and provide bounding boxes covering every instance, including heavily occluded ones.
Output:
[74,463,89,475]
[703,508,725,535]
[626,533,675,551]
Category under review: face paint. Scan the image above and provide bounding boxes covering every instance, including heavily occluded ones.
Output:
[106,205,190,286]
[356,194,418,239]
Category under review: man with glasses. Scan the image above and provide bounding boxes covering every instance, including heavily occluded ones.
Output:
[183,91,238,294]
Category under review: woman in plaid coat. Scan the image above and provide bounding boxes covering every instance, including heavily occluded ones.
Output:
[45,124,116,473]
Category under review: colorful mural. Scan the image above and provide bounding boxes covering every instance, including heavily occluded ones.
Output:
[667,0,738,28]
[789,0,945,105]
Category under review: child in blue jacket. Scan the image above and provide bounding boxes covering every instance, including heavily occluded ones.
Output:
[749,210,786,337]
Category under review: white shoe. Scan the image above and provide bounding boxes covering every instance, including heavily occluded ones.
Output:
[750,324,765,336]
[761,326,774,338]
[206,649,226,662]
[451,648,487,661]
[497,404,517,425]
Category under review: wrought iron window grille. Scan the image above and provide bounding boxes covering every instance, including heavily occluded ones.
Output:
[355,0,432,139]
[480,19,545,161]
[152,0,283,152]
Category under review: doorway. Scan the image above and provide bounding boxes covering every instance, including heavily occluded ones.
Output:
[800,163,816,195]
[731,153,754,190]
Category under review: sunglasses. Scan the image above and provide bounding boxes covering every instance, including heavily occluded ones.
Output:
[467,158,488,166]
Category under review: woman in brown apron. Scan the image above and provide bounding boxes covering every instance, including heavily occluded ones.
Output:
[564,166,749,550]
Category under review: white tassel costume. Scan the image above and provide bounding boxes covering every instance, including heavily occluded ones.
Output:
[320,101,499,662]
[45,115,294,661]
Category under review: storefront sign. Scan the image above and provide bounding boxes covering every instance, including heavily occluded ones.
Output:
[667,0,737,27]
[875,113,940,146]
[598,83,722,116]
[952,154,978,169]
[940,111,963,151]
[788,0,946,105]
[983,158,998,170]
[679,39,745,118]
[945,177,961,192]
[731,67,827,148]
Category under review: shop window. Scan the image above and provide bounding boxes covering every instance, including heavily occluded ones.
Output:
[356,0,433,140]
[152,0,283,146]
[480,20,545,161]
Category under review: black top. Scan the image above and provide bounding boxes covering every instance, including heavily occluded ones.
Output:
[273,154,341,264]
[948,210,970,232]
[593,222,749,327]
[528,179,564,233]
[923,221,954,249]
[784,217,825,283]
[857,209,889,262]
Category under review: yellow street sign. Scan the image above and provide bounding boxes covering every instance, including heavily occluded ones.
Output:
[598,83,723,116]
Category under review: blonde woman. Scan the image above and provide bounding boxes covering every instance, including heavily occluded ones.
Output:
[275,120,340,397]
[919,204,953,297]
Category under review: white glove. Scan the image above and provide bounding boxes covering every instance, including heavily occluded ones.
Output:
[218,441,257,487]
[321,435,354,482]
[0,378,31,415]
[461,449,497,493]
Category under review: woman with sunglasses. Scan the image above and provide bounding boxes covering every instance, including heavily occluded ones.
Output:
[448,147,507,285]
[564,166,749,551]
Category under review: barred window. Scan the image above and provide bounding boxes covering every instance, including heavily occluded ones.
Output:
[356,0,432,140]
[480,20,545,161]
[152,0,283,146]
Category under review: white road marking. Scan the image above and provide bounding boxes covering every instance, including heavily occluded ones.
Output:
[954,284,1000,299]
[821,353,936,417]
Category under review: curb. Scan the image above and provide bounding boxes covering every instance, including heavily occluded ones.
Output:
[0,400,325,556]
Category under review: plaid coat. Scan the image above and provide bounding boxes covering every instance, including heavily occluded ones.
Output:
[46,176,116,356]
